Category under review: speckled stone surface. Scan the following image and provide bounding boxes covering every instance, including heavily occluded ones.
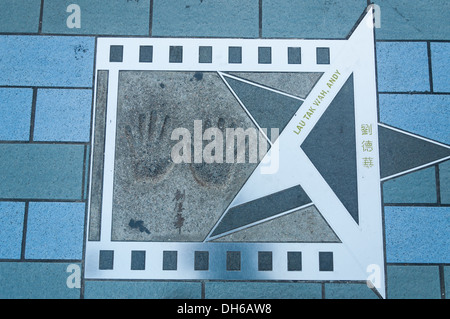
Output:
[382,166,437,204]
[152,0,259,37]
[205,281,322,299]
[84,280,202,299]
[0,35,94,87]
[25,202,85,259]
[387,265,441,299]
[372,0,450,40]
[440,160,450,204]
[110,71,258,241]
[262,0,366,38]
[0,144,85,200]
[42,0,150,35]
[0,0,41,33]
[0,262,81,299]
[324,283,379,299]
[431,42,450,92]
[213,205,340,242]
[379,94,450,144]
[376,42,430,92]
[0,88,32,141]
[34,89,92,142]
[0,202,25,259]
[384,206,450,263]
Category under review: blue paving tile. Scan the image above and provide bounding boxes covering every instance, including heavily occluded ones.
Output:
[0,88,32,141]
[262,0,366,38]
[324,283,379,299]
[0,262,81,299]
[431,42,450,93]
[376,42,430,92]
[0,0,41,33]
[0,144,85,200]
[205,282,322,299]
[383,166,437,204]
[0,35,94,87]
[0,202,25,259]
[384,206,450,263]
[152,0,259,37]
[373,0,450,40]
[34,89,92,142]
[25,202,85,260]
[379,94,450,144]
[84,281,201,299]
[440,160,450,204]
[42,0,150,35]
[387,265,441,299]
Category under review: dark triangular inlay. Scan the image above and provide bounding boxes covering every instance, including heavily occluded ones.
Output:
[378,125,450,179]
[222,75,303,141]
[210,185,312,238]
[301,74,359,224]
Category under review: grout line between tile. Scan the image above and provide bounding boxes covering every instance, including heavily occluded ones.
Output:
[20,201,29,260]
[149,0,154,37]
[427,41,434,93]
[29,88,37,142]
[38,0,44,34]
[436,164,442,205]
[259,0,262,38]
[439,265,446,299]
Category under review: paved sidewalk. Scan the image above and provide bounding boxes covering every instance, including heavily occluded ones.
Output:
[0,0,449,299]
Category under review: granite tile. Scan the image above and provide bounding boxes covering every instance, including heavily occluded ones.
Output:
[373,0,450,40]
[376,42,430,92]
[431,42,450,92]
[0,262,81,299]
[324,283,379,299]
[34,89,92,142]
[387,265,441,299]
[262,0,366,38]
[383,166,437,204]
[0,88,32,141]
[0,35,94,87]
[42,0,150,35]
[205,282,322,299]
[25,202,85,260]
[0,144,85,200]
[84,281,202,299]
[0,0,41,33]
[0,202,25,259]
[379,94,450,144]
[439,160,450,204]
[152,0,258,37]
[384,206,450,263]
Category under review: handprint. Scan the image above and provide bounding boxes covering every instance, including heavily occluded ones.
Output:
[189,117,237,188]
[124,110,174,183]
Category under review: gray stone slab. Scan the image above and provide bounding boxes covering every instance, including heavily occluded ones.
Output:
[211,185,311,238]
[378,126,450,179]
[228,72,323,99]
[301,74,359,223]
[89,70,108,241]
[111,71,258,241]
[213,205,340,242]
